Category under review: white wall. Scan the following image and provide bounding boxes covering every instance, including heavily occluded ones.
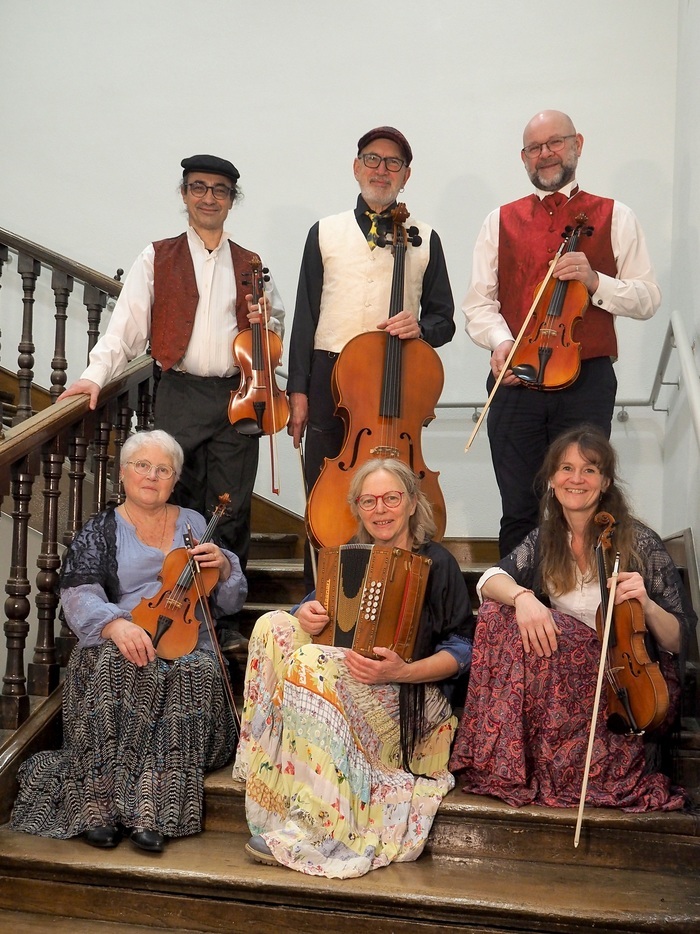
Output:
[0,0,687,539]
[664,0,700,552]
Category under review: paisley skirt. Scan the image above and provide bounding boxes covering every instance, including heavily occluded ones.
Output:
[449,601,686,811]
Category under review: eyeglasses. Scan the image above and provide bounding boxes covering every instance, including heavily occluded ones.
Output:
[125,460,175,480]
[359,153,405,173]
[185,181,234,200]
[521,135,577,158]
[355,490,404,511]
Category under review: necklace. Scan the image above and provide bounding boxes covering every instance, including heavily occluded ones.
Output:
[123,502,169,549]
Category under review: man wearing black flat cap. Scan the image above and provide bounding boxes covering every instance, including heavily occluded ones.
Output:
[287,126,455,585]
[60,153,285,582]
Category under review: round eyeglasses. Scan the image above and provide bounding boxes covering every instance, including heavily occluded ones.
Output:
[355,490,404,511]
[185,181,234,200]
[521,135,577,158]
[125,460,175,480]
[359,153,405,173]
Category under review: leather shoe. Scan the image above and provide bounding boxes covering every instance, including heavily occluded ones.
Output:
[85,824,121,848]
[245,834,279,866]
[129,827,165,852]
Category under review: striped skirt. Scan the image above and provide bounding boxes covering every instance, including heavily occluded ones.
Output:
[10,641,235,838]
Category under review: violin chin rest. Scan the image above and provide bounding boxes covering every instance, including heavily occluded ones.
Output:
[511,364,539,384]
[231,418,264,437]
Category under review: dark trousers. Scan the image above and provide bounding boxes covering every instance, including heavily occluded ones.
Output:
[302,351,345,590]
[155,369,259,571]
[487,357,617,557]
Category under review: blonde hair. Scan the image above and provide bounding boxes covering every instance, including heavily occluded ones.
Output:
[347,459,436,547]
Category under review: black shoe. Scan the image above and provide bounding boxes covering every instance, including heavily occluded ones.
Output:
[219,628,249,653]
[129,827,165,852]
[85,824,121,848]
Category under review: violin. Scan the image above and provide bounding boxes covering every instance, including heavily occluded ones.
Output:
[228,258,289,493]
[131,496,229,660]
[593,511,669,734]
[510,213,593,390]
[305,203,446,550]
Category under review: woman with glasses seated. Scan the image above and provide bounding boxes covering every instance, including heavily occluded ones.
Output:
[10,430,246,853]
[232,458,474,878]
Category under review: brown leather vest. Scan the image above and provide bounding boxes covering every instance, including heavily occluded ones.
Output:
[498,191,618,359]
[150,233,259,371]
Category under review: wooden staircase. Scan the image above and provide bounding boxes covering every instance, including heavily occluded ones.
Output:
[0,765,698,932]
[1,523,699,932]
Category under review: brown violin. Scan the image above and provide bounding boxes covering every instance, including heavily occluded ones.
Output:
[228,259,289,493]
[594,511,669,734]
[305,203,446,550]
[510,213,593,390]
[131,496,229,660]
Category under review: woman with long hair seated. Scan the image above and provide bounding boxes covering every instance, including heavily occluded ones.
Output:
[10,430,246,852]
[232,458,474,877]
[449,425,696,811]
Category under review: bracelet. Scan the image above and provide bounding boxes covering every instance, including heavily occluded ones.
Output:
[512,588,534,605]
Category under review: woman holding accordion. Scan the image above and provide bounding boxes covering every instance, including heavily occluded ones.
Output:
[233,458,474,878]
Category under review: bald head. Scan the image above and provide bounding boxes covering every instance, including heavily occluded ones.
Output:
[520,110,583,192]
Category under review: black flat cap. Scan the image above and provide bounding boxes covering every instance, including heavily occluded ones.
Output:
[181,154,240,184]
[356,126,412,165]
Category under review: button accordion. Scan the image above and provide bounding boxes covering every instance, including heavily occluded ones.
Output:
[315,543,432,662]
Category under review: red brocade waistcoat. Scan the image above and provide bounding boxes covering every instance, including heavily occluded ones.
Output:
[150,233,259,371]
[498,191,618,360]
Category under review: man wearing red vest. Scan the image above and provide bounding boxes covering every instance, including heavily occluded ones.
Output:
[463,111,660,557]
[59,153,285,577]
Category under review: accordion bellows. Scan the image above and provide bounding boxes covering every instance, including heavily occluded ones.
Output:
[315,544,432,662]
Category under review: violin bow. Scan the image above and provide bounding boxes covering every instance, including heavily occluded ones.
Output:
[573,551,620,848]
[465,242,566,452]
[297,441,318,588]
[184,523,241,735]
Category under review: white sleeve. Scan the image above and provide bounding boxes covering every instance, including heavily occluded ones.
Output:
[462,208,515,351]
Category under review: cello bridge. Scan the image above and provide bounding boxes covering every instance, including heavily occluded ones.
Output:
[370,446,400,457]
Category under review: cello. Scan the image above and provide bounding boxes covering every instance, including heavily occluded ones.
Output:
[305,203,446,550]
[228,258,289,493]
[131,496,230,660]
[593,511,669,734]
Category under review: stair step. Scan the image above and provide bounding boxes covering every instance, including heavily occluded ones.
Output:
[202,766,700,875]
[0,909,202,934]
[0,823,697,933]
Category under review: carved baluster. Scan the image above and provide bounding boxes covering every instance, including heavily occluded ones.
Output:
[114,398,132,504]
[64,430,88,545]
[1,461,34,728]
[13,253,41,424]
[83,283,106,360]
[28,445,63,695]
[92,419,112,514]
[0,244,8,441]
[137,378,154,431]
[50,269,74,402]
[57,431,88,665]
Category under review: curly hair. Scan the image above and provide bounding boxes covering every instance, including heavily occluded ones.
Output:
[536,426,643,594]
[347,459,436,547]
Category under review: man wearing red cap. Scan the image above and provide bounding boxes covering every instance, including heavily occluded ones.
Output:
[59,154,285,582]
[288,127,455,582]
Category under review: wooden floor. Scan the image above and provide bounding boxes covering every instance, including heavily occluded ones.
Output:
[1,767,699,933]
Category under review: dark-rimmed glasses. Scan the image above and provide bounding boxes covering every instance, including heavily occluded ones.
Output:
[185,181,234,200]
[355,490,404,511]
[521,135,577,158]
[125,460,175,480]
[359,153,405,173]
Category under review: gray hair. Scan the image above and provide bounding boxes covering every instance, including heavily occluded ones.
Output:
[121,430,184,479]
[347,459,436,547]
